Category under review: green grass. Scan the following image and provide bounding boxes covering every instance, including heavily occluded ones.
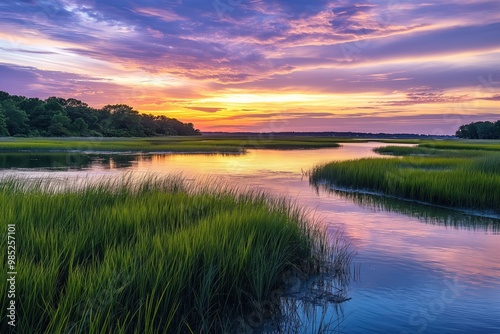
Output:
[0,176,337,333]
[376,139,500,152]
[0,136,344,153]
[417,139,500,151]
[310,144,500,213]
[374,145,488,158]
[2,137,498,154]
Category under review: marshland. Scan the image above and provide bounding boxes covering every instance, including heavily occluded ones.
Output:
[0,176,347,333]
[310,142,500,213]
[1,138,500,333]
[0,136,344,153]
[3,0,499,332]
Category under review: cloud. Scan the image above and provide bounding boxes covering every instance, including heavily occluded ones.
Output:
[220,111,336,121]
[132,7,184,22]
[197,110,500,134]
[0,63,118,103]
[0,0,499,132]
[382,89,473,107]
[0,47,58,55]
[237,113,500,135]
[227,55,500,96]
[184,106,225,113]
[482,94,500,101]
[2,0,498,84]
[0,62,203,108]
[330,3,378,35]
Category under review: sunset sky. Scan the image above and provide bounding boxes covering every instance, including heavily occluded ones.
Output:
[1,0,499,133]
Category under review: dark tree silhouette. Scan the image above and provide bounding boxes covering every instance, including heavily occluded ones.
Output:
[1,100,29,135]
[456,121,500,139]
[0,91,201,137]
[0,105,9,136]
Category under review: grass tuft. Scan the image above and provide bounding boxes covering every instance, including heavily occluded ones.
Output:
[310,145,500,213]
[0,175,337,333]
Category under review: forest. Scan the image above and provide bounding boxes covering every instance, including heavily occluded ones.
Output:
[0,91,200,137]
[456,120,500,139]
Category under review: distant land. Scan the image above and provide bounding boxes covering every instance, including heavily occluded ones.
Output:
[203,132,454,139]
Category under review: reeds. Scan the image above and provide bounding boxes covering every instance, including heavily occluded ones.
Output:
[0,136,342,153]
[310,146,500,213]
[0,175,338,333]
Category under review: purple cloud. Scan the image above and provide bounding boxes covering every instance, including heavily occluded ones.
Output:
[185,106,225,113]
[381,89,473,107]
[482,94,500,101]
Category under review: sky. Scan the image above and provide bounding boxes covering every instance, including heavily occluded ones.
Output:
[0,0,499,134]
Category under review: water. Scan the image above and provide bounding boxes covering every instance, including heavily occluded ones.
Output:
[1,142,499,333]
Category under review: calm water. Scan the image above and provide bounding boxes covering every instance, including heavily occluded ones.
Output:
[1,142,499,333]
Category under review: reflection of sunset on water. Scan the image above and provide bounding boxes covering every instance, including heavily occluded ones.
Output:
[0,142,498,332]
[134,142,394,176]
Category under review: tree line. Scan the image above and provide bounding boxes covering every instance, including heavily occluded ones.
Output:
[0,91,200,137]
[455,120,500,139]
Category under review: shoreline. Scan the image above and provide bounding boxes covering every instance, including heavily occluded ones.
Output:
[316,181,500,220]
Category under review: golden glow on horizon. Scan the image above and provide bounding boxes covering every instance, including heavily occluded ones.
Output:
[130,85,492,132]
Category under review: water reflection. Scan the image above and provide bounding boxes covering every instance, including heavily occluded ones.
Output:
[261,237,357,334]
[270,295,346,334]
[1,143,499,333]
[0,152,151,170]
[0,142,390,173]
[0,151,250,171]
[0,152,91,169]
[313,185,500,232]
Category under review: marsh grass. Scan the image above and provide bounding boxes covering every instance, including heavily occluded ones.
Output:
[310,146,500,213]
[377,139,500,151]
[0,136,342,153]
[418,140,500,151]
[0,175,339,333]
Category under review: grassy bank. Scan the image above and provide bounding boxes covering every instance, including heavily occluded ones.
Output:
[310,143,500,213]
[331,189,500,231]
[0,136,344,153]
[0,176,335,333]
[417,139,500,151]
